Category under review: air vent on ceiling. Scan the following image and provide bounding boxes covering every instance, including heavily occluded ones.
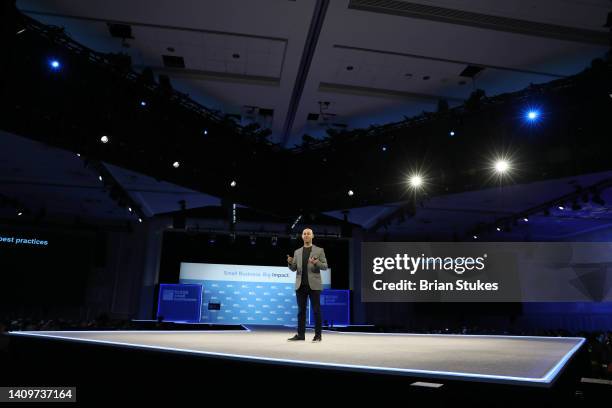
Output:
[460,65,484,78]
[162,55,185,68]
[258,108,274,117]
[107,23,133,39]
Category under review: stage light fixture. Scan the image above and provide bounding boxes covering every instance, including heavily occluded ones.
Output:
[523,217,529,222]
[172,161,180,168]
[138,218,143,223]
[449,130,455,136]
[230,180,237,188]
[408,174,423,189]
[48,59,61,71]
[525,109,540,122]
[494,159,510,174]
[140,101,147,107]
[348,190,354,196]
[496,227,501,232]
[203,129,208,135]
[100,135,109,144]
[558,205,565,210]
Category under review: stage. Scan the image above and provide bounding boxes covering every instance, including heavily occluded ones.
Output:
[9,326,584,388]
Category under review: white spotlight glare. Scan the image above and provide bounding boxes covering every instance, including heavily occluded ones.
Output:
[523,217,529,222]
[230,180,237,188]
[98,175,103,182]
[409,175,423,189]
[100,135,109,144]
[128,207,133,213]
[138,218,143,223]
[172,161,180,168]
[494,159,509,174]
[348,190,354,196]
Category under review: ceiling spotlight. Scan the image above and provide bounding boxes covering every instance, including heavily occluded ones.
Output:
[525,109,540,122]
[140,101,147,107]
[172,161,180,168]
[48,59,61,71]
[98,175,103,182]
[138,218,143,223]
[128,207,133,213]
[494,159,510,174]
[17,211,23,216]
[203,129,208,136]
[449,130,455,136]
[230,180,237,188]
[348,190,354,196]
[473,235,478,240]
[100,135,109,144]
[558,205,565,210]
[381,145,387,152]
[523,217,529,222]
[408,174,423,189]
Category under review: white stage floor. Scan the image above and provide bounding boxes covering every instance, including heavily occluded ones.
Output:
[10,327,584,387]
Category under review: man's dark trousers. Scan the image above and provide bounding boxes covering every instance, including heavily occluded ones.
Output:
[296,285,321,337]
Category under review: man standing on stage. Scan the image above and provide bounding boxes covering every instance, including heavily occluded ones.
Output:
[286,228,328,342]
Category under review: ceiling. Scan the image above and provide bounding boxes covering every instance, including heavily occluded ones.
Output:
[16,0,610,147]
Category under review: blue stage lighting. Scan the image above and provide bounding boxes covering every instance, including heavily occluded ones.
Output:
[525,109,540,122]
[49,59,61,70]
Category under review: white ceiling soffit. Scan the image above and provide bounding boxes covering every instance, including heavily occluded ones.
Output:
[347,0,609,45]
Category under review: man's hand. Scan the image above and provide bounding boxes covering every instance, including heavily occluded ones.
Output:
[287,255,294,264]
[308,256,318,264]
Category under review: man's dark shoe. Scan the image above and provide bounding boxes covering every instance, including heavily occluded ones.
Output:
[312,334,322,342]
[287,334,305,341]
